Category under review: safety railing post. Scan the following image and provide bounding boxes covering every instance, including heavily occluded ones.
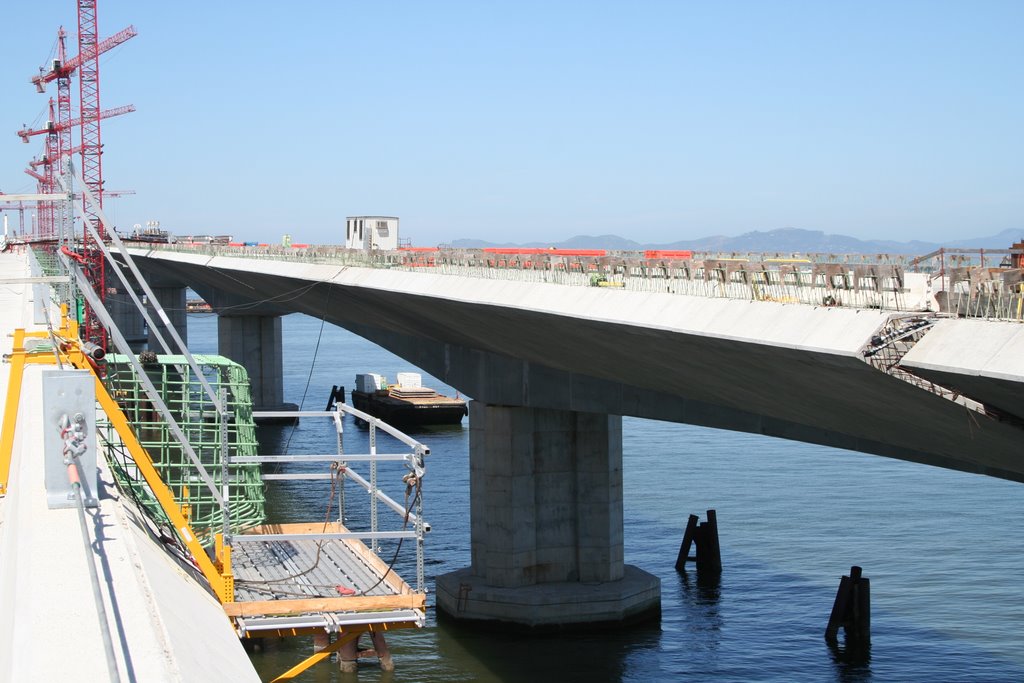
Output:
[370,423,379,554]
[220,386,231,542]
[335,407,346,523]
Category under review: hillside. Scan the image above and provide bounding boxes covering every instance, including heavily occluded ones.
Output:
[451,228,1022,255]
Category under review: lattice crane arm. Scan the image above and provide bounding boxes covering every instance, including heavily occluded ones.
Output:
[31,25,138,92]
[17,104,135,142]
[24,168,47,184]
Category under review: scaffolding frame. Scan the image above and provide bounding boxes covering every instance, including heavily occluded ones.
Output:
[102,354,266,536]
[6,166,431,679]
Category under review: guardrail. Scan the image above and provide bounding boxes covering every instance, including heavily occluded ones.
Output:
[132,242,1024,322]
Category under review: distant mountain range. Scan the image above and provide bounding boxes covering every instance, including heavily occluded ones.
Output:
[450,228,1023,255]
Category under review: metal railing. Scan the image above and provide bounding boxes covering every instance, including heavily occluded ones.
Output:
[248,405,429,593]
[906,247,1024,322]
[133,242,1024,322]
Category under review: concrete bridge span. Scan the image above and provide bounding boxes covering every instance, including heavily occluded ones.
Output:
[125,248,1024,628]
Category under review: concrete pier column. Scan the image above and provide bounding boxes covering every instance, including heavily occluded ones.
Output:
[217,314,289,412]
[436,402,660,629]
[146,285,187,350]
[107,286,147,351]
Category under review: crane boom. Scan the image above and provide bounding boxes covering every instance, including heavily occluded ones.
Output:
[24,168,47,184]
[31,25,138,91]
[17,104,135,142]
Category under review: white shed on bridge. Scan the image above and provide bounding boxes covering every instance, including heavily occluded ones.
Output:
[345,216,399,251]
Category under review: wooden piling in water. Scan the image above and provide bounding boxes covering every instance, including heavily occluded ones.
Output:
[338,635,359,673]
[313,630,331,655]
[825,565,870,645]
[369,630,394,672]
[675,514,700,571]
[675,510,721,574]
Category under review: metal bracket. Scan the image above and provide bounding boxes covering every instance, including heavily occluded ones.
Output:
[42,370,98,509]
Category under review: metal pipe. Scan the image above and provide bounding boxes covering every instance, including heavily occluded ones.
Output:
[68,458,122,683]
[80,341,106,361]
[63,257,227,506]
[61,166,225,414]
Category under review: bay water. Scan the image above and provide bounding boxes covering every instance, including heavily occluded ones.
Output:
[187,312,1024,682]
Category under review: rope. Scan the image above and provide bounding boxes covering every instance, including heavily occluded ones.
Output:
[353,472,422,597]
[278,283,332,465]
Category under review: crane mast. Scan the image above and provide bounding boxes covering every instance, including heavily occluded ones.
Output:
[56,28,73,242]
[18,2,136,351]
[77,0,106,347]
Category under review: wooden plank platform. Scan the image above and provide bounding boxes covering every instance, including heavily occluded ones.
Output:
[226,523,425,634]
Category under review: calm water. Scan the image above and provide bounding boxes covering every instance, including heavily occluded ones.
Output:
[187,312,1024,682]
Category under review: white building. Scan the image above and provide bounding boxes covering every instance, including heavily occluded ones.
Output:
[345,216,399,250]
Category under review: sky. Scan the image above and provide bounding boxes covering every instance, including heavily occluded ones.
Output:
[0,1,1021,246]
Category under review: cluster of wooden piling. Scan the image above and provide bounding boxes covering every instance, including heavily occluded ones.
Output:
[674,509,721,575]
[313,630,393,673]
[673,511,870,648]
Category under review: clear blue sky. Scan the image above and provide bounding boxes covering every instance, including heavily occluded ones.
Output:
[1,1,1021,246]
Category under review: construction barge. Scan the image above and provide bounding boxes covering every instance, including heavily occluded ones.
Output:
[351,372,468,426]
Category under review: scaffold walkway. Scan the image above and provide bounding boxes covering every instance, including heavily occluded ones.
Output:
[6,170,431,680]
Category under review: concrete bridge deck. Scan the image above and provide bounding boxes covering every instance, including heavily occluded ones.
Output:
[0,250,258,682]
[118,244,1023,630]
[127,247,1024,482]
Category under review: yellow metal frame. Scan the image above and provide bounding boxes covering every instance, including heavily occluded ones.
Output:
[0,308,234,602]
[2,309,422,681]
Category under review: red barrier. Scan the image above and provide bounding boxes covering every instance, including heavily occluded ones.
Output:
[551,249,606,257]
[483,247,546,255]
[483,247,608,257]
[644,250,693,260]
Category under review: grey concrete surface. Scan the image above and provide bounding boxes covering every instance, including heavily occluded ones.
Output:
[217,313,287,410]
[436,403,659,626]
[901,318,1024,422]
[0,251,258,682]
[126,249,1024,482]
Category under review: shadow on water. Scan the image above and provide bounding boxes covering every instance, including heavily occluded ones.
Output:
[827,639,872,683]
[435,612,662,683]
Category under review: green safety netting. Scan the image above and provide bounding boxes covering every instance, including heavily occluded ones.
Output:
[101,354,266,540]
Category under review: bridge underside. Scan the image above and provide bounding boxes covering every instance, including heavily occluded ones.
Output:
[131,253,1024,483]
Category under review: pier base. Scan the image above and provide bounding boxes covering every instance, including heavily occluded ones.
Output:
[435,402,660,629]
[436,564,660,630]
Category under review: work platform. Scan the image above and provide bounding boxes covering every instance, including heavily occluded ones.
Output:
[2,228,431,680]
[228,522,426,636]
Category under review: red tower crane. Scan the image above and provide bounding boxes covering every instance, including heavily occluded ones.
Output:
[22,3,136,350]
[31,25,137,92]
[79,1,121,349]
[17,103,135,144]
[32,24,136,190]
